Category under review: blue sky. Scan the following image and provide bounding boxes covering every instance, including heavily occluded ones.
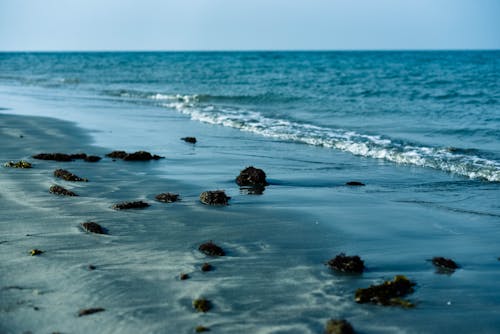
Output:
[0,0,498,51]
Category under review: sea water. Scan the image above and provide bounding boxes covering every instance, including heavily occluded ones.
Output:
[0,51,499,333]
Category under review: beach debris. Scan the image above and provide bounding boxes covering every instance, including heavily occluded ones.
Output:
[105,150,163,161]
[54,169,88,182]
[78,308,105,317]
[155,192,180,203]
[199,241,225,257]
[201,263,213,272]
[112,200,150,210]
[33,153,73,162]
[30,249,43,256]
[431,257,459,273]
[193,298,211,313]
[355,275,416,307]
[49,185,78,196]
[4,160,32,168]
[325,319,355,334]
[181,137,197,144]
[180,273,190,280]
[195,325,210,332]
[236,166,269,187]
[199,190,230,206]
[81,222,106,235]
[84,155,101,162]
[327,253,365,274]
[346,181,365,186]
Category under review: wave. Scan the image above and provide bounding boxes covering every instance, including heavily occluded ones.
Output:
[102,90,500,182]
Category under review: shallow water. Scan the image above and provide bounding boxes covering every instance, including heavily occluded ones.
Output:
[0,52,500,333]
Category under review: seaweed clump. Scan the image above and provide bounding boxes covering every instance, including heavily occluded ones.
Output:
[195,325,210,332]
[106,150,163,161]
[49,185,78,196]
[346,181,365,186]
[30,249,43,256]
[54,169,88,182]
[355,275,415,307]
[4,160,32,168]
[199,241,225,257]
[199,190,230,206]
[325,319,355,334]
[431,257,459,273]
[236,166,269,187]
[78,308,105,317]
[33,153,73,162]
[112,201,150,210]
[201,263,213,272]
[180,273,190,280]
[193,298,211,313]
[155,192,180,203]
[81,222,106,235]
[327,253,365,274]
[181,137,197,144]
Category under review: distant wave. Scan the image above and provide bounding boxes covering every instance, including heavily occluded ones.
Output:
[109,90,500,182]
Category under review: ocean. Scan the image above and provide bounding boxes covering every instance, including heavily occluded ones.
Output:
[0,51,499,333]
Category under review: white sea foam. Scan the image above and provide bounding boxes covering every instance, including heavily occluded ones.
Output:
[154,94,500,182]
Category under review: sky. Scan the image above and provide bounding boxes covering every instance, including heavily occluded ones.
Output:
[0,0,499,51]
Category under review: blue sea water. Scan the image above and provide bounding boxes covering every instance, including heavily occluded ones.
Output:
[0,52,500,334]
[1,51,499,181]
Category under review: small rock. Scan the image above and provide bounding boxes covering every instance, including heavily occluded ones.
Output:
[327,253,365,274]
[181,137,197,144]
[199,190,230,206]
[4,160,32,168]
[32,153,73,162]
[155,193,180,203]
[112,200,150,210]
[325,319,355,334]
[201,263,213,272]
[193,298,211,313]
[199,241,225,257]
[49,185,78,196]
[78,308,105,317]
[236,166,268,187]
[88,265,96,271]
[84,155,101,163]
[30,249,43,256]
[195,325,210,332]
[355,275,415,307]
[54,169,88,182]
[346,181,365,186]
[81,222,106,234]
[180,273,190,280]
[431,257,459,272]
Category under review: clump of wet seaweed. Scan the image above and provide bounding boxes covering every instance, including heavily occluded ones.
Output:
[106,150,163,161]
[355,275,416,307]
[327,253,365,274]
[193,298,211,313]
[325,319,355,334]
[201,263,213,272]
[199,242,225,257]
[112,201,150,210]
[431,257,459,274]
[346,181,365,186]
[199,190,230,206]
[4,160,32,168]
[155,192,180,203]
[30,249,43,256]
[180,273,190,280]
[78,308,105,317]
[54,169,88,182]
[181,137,197,144]
[195,325,210,332]
[81,222,106,234]
[236,166,269,187]
[49,185,78,196]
